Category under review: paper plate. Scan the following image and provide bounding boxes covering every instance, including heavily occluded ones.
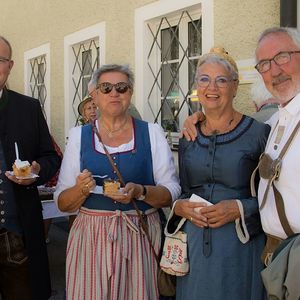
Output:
[8,171,39,180]
[91,186,125,195]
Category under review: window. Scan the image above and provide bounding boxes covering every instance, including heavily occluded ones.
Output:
[135,0,213,147]
[71,40,99,125]
[82,49,94,98]
[29,55,47,114]
[24,43,51,126]
[64,22,105,134]
[156,16,202,133]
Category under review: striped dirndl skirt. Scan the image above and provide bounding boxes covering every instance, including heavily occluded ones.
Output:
[66,207,161,300]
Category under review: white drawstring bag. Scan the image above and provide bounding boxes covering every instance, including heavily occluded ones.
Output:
[160,201,189,276]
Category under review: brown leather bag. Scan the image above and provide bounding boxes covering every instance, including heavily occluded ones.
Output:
[157,269,176,297]
[261,234,283,266]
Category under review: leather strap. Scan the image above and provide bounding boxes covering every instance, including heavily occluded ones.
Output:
[277,120,300,161]
[92,124,160,264]
[92,125,125,185]
[273,184,294,237]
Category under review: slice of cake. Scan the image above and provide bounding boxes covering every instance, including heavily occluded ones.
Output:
[12,160,32,178]
[103,179,120,194]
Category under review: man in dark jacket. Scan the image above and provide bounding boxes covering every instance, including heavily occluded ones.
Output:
[0,35,61,299]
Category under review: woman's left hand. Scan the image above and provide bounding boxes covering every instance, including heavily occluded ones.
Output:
[200,200,240,228]
[105,182,142,204]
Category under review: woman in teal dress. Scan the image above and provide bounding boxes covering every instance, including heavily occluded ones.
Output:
[173,47,269,300]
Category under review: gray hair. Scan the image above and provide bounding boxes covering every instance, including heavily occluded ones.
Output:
[256,27,300,61]
[90,64,134,90]
[0,35,12,59]
[195,54,239,83]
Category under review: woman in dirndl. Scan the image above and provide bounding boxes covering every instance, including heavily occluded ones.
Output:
[54,64,181,300]
[173,47,269,300]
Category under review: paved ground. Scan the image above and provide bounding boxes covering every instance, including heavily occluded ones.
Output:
[47,218,69,300]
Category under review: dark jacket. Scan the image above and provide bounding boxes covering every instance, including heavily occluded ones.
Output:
[0,88,61,300]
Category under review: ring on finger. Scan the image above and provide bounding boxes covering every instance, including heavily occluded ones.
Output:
[81,184,90,197]
[190,216,193,222]
[183,127,187,131]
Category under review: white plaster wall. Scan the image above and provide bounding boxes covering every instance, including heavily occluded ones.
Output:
[214,0,280,115]
[0,0,279,148]
[0,0,154,147]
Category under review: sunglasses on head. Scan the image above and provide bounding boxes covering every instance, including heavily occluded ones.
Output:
[96,82,131,94]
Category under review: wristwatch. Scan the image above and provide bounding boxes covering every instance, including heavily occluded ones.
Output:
[138,185,147,201]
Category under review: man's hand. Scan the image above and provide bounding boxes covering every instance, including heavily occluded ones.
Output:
[5,161,40,186]
[180,111,205,141]
[31,161,41,175]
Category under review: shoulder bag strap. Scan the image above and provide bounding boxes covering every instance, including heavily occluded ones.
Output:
[273,184,294,236]
[277,120,300,160]
[92,124,160,264]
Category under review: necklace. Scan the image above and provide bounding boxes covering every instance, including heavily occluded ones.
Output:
[101,117,128,138]
[203,111,236,136]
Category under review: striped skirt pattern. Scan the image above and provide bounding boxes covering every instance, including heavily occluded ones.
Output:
[66,207,161,300]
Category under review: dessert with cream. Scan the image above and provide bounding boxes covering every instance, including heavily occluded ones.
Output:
[103,179,120,194]
[12,159,32,178]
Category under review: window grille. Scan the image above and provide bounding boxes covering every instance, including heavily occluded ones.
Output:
[71,39,99,125]
[29,55,47,119]
[147,11,202,137]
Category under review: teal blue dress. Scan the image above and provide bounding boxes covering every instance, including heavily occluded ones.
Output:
[176,116,270,300]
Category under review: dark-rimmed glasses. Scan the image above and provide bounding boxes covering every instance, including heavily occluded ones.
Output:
[96,82,131,94]
[255,51,300,74]
[196,75,237,88]
[0,56,10,64]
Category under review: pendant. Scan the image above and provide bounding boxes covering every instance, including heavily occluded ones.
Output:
[211,130,219,135]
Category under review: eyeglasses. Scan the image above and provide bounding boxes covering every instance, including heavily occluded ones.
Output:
[196,75,237,88]
[96,82,131,94]
[255,51,300,73]
[0,56,10,64]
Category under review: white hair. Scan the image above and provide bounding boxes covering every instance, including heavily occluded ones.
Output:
[250,78,274,106]
[256,27,300,61]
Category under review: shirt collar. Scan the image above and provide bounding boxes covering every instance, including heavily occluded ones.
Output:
[279,92,300,117]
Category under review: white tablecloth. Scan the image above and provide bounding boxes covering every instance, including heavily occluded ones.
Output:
[42,200,76,219]
[39,186,76,219]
